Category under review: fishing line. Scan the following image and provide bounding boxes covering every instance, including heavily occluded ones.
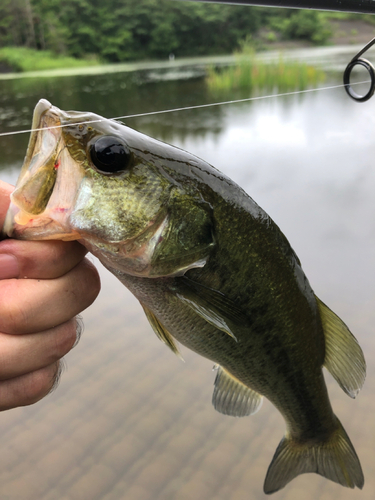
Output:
[0,80,370,139]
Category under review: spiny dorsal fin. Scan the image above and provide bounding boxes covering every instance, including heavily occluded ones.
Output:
[316,296,366,398]
[212,366,263,417]
[141,304,183,360]
[171,276,248,342]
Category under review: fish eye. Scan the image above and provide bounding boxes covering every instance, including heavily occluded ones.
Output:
[90,136,131,174]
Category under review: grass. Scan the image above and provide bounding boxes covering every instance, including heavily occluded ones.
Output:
[0,47,100,73]
[206,44,325,94]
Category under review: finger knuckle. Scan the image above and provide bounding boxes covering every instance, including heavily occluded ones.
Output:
[21,363,60,406]
[51,320,78,359]
[79,258,101,304]
[0,362,60,410]
[49,240,86,269]
[0,283,28,334]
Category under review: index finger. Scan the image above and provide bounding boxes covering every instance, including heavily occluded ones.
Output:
[0,239,88,280]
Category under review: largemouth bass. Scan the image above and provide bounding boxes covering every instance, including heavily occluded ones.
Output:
[3,99,366,494]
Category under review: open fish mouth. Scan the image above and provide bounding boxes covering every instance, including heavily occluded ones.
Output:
[3,99,83,241]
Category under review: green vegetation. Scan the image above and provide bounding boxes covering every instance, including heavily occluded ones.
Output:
[269,10,332,45]
[0,0,266,63]
[206,42,325,93]
[0,47,99,73]
[1,1,371,74]
[322,11,375,24]
[0,0,338,73]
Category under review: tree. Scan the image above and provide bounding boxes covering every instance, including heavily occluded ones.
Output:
[0,1,333,62]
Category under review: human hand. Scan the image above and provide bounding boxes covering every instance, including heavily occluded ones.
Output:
[0,180,100,410]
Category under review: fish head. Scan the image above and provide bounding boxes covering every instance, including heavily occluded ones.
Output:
[3,100,214,277]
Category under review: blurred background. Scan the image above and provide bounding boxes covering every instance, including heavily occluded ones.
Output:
[1,1,375,499]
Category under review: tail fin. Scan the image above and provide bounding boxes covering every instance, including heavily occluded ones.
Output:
[264,417,364,494]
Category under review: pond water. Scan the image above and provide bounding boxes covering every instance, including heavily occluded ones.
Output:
[1,49,375,500]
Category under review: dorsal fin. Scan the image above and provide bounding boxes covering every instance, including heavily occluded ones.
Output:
[316,296,366,398]
[141,303,183,360]
[212,366,263,417]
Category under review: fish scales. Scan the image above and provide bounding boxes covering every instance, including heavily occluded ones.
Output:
[113,268,331,437]
[3,99,366,494]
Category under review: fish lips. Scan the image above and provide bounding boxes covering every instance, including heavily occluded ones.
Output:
[3,99,83,241]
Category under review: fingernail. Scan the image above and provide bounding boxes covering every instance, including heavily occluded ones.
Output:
[0,254,19,279]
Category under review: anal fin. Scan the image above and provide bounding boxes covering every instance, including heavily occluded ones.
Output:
[141,304,183,360]
[212,366,263,417]
[316,296,366,398]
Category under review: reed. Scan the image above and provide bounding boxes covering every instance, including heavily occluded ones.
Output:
[206,44,325,93]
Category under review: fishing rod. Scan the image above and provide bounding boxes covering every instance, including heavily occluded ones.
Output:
[183,0,375,14]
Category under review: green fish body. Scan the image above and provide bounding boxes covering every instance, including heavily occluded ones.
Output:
[3,99,366,494]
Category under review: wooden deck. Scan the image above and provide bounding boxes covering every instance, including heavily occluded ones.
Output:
[0,262,373,500]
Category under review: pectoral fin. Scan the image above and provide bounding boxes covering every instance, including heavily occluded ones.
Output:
[171,276,248,341]
[141,304,183,360]
[316,296,366,398]
[212,366,263,417]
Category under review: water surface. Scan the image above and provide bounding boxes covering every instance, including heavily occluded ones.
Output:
[1,49,375,500]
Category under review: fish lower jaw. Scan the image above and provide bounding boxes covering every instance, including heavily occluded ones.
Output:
[9,223,81,241]
[4,205,80,241]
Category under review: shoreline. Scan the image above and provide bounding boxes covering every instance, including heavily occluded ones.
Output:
[1,18,374,81]
[0,44,364,81]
